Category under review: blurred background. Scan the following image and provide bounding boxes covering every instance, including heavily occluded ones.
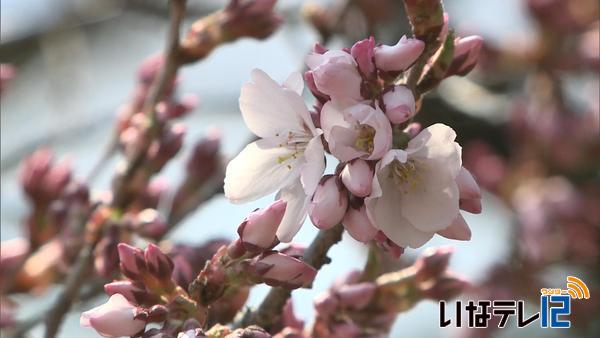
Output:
[1,0,598,337]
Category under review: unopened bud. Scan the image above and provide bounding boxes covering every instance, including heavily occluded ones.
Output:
[374,36,424,72]
[104,280,146,304]
[382,85,416,124]
[144,243,174,281]
[446,36,483,77]
[438,214,472,241]
[336,283,376,310]
[134,209,168,239]
[340,159,373,197]
[309,175,348,229]
[251,252,316,289]
[342,205,378,243]
[117,243,146,279]
[238,200,286,252]
[414,246,453,282]
[350,37,376,77]
[420,273,470,300]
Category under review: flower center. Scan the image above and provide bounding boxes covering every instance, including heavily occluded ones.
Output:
[275,130,312,169]
[355,124,376,153]
[389,159,424,193]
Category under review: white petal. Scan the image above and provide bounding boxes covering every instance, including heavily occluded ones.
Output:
[407,123,462,177]
[224,138,302,203]
[300,135,325,195]
[365,172,434,248]
[306,50,352,69]
[239,69,305,138]
[437,213,472,241]
[320,101,352,142]
[276,180,310,242]
[329,126,365,162]
[349,104,392,160]
[400,158,460,232]
[283,72,304,95]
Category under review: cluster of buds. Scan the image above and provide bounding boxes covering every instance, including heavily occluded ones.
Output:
[179,0,282,63]
[87,243,207,337]
[312,247,469,337]
[189,202,317,307]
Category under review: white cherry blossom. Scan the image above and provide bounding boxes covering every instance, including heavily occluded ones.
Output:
[224,69,325,242]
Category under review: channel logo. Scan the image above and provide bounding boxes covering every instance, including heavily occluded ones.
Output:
[564,276,590,299]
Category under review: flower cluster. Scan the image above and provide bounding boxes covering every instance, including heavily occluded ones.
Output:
[225,35,482,252]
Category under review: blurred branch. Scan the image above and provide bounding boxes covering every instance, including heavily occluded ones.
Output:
[36,2,189,338]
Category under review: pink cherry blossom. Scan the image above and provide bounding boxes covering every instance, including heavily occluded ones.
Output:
[321,102,392,162]
[309,175,348,229]
[340,159,373,197]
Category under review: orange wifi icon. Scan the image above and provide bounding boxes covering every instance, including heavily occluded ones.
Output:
[565,276,590,300]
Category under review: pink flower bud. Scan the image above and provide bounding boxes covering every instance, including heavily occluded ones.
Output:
[134,209,168,239]
[459,198,482,214]
[374,231,404,258]
[336,283,376,310]
[438,213,472,241]
[420,273,470,300]
[414,246,453,281]
[238,199,287,252]
[342,205,378,243]
[404,122,422,138]
[251,252,317,289]
[350,37,376,77]
[309,175,348,229]
[341,159,373,197]
[80,294,146,337]
[374,36,425,72]
[117,243,146,279]
[447,35,483,76]
[314,291,338,316]
[456,167,482,214]
[186,129,221,176]
[456,167,481,200]
[144,243,174,281]
[381,85,416,124]
[147,123,186,171]
[104,280,146,304]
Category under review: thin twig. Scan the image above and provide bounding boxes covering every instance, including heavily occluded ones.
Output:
[242,223,345,331]
[37,2,189,338]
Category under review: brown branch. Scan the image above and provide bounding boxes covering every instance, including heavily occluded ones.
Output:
[241,223,345,331]
[36,2,189,338]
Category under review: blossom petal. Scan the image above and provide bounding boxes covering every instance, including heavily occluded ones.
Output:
[239,69,306,138]
[329,126,366,162]
[400,158,460,232]
[300,135,325,195]
[348,104,392,160]
[437,213,472,241]
[276,179,311,242]
[283,71,304,95]
[320,101,352,142]
[407,123,462,177]
[456,167,481,200]
[224,138,302,203]
[365,172,434,248]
